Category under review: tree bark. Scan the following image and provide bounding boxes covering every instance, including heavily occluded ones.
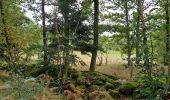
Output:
[165,0,170,95]
[42,0,48,67]
[125,0,131,68]
[139,0,152,79]
[90,0,99,71]
[136,0,140,66]
[125,0,132,78]
[63,5,70,79]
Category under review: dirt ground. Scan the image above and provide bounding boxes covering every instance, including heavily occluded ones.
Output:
[73,51,139,79]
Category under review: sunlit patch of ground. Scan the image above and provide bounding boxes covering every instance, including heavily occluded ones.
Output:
[73,51,139,79]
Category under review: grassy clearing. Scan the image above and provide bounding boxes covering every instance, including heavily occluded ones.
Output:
[73,51,139,79]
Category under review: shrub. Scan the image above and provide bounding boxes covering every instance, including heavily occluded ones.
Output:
[0,75,45,99]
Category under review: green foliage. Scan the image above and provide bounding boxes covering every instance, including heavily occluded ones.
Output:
[108,90,120,98]
[0,75,45,99]
[134,74,166,99]
[89,90,112,100]
[104,82,117,91]
[119,81,138,95]
[82,0,92,16]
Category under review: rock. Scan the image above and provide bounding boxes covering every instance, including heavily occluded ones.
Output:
[89,90,112,100]
[92,80,104,85]
[104,82,116,91]
[119,81,138,96]
[115,79,127,84]
[108,89,120,98]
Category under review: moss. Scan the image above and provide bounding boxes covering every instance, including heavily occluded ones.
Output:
[119,81,138,95]
[76,76,86,85]
[91,85,99,90]
[71,71,82,80]
[92,80,104,85]
[108,89,120,98]
[99,86,107,91]
[104,82,117,91]
[100,75,116,84]
[68,83,77,93]
[89,90,112,100]
[77,85,86,92]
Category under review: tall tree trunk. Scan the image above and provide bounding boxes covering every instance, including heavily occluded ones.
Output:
[90,0,99,71]
[136,0,140,66]
[42,0,48,67]
[98,52,103,66]
[125,0,132,78]
[139,0,152,79]
[53,4,61,66]
[63,8,70,79]
[165,0,170,95]
[125,0,131,68]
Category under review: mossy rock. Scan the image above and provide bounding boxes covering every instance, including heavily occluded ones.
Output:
[100,75,116,84]
[76,85,86,93]
[76,76,86,85]
[89,90,112,100]
[71,71,82,80]
[108,89,120,98]
[91,85,99,90]
[119,81,138,95]
[92,80,104,86]
[87,72,98,76]
[68,83,77,93]
[104,82,117,91]
[99,86,107,91]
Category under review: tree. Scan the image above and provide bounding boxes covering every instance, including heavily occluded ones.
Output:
[0,0,13,69]
[124,0,132,77]
[136,0,152,79]
[42,0,48,67]
[89,0,99,71]
[165,0,170,94]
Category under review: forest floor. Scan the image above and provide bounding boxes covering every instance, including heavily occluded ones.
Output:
[74,51,139,79]
[0,51,140,99]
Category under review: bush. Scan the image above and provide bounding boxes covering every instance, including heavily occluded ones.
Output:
[0,75,45,99]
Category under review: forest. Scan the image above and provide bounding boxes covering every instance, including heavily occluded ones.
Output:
[0,0,170,99]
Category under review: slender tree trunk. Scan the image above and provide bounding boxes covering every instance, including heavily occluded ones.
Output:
[53,4,61,65]
[90,0,99,71]
[125,0,132,78]
[139,0,152,79]
[165,0,170,95]
[105,51,108,65]
[136,0,140,66]
[42,0,48,67]
[98,52,103,66]
[125,0,131,68]
[63,9,70,78]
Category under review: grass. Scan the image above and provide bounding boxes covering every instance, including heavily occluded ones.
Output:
[73,51,139,79]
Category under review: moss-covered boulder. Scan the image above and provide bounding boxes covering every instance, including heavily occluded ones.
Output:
[104,82,116,91]
[119,81,138,95]
[76,85,86,93]
[108,89,120,98]
[89,90,112,100]
[92,80,104,86]
[71,71,82,80]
